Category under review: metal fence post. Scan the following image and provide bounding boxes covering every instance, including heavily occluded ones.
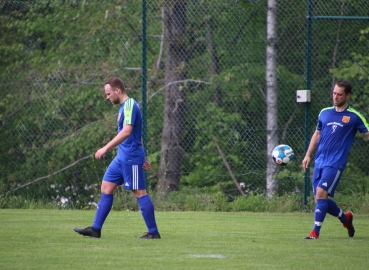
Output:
[142,0,148,185]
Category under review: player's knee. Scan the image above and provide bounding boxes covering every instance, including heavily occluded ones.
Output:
[101,180,117,194]
[132,189,147,198]
[316,187,328,199]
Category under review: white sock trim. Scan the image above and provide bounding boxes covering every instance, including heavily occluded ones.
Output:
[314,221,323,226]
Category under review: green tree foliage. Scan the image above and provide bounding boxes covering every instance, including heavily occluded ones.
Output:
[1,0,369,206]
[0,0,146,206]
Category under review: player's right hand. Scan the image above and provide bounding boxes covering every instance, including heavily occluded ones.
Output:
[301,156,310,172]
[95,147,108,160]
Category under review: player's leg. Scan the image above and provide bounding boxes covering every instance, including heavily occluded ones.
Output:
[91,181,117,231]
[134,190,160,239]
[305,168,321,239]
[327,199,355,236]
[305,167,330,239]
[306,167,347,239]
[325,168,355,237]
[311,188,328,237]
[123,164,160,239]
[74,159,123,238]
[327,198,346,222]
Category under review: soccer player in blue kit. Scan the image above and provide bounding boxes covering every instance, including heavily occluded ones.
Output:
[302,80,369,239]
[74,77,160,239]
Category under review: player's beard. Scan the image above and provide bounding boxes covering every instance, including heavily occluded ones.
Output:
[333,99,347,108]
[110,96,120,105]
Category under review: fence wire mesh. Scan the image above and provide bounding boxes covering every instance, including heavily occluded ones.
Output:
[1,0,369,208]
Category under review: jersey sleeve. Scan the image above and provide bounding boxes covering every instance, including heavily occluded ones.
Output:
[316,109,325,130]
[355,113,369,133]
[348,107,369,133]
[123,98,137,126]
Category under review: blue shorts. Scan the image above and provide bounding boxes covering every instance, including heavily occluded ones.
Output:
[312,166,343,198]
[103,158,146,190]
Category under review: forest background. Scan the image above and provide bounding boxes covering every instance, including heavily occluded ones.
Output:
[1,0,369,211]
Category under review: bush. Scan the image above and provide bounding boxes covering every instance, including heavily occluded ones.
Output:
[2,187,369,214]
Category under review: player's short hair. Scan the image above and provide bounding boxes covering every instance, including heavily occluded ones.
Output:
[335,80,352,95]
[105,77,125,92]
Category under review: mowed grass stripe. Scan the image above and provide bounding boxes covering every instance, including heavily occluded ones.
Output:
[1,210,368,270]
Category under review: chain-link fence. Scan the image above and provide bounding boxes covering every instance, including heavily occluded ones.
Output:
[1,0,369,208]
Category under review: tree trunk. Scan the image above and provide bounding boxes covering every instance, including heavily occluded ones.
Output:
[266,0,279,196]
[157,0,188,193]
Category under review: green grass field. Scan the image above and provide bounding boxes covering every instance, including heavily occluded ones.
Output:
[1,210,368,270]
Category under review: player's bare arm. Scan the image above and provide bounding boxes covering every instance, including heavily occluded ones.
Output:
[302,130,321,172]
[365,131,369,140]
[95,125,133,159]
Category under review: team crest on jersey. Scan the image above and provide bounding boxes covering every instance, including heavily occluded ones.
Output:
[342,116,350,123]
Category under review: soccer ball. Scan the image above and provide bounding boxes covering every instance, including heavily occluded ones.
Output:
[272,144,295,166]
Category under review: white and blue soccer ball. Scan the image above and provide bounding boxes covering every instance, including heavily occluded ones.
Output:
[272,144,295,166]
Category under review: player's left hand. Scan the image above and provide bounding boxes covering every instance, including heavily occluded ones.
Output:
[142,159,151,170]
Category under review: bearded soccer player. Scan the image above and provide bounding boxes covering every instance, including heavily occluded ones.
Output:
[74,77,160,239]
[302,80,369,239]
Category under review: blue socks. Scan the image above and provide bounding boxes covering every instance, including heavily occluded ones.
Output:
[91,193,158,234]
[313,199,328,234]
[137,195,158,234]
[92,193,114,230]
[312,199,347,235]
[327,199,347,223]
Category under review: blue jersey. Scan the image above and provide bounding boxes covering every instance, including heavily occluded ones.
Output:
[116,98,145,164]
[314,106,369,169]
